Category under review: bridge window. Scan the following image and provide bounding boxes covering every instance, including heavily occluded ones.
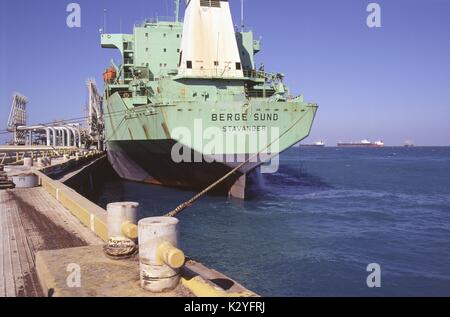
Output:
[187,61,192,69]
[200,0,221,8]
[236,62,242,70]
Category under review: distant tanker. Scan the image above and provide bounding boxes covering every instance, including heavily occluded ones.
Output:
[337,139,384,148]
[300,140,325,148]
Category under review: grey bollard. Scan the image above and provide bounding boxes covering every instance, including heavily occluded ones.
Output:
[23,158,33,168]
[138,217,185,293]
[107,202,139,239]
[12,173,39,188]
[104,202,139,260]
[36,158,46,168]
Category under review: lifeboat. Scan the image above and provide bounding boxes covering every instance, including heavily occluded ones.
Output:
[103,67,117,83]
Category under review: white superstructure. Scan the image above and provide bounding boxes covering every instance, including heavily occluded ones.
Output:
[178,0,244,78]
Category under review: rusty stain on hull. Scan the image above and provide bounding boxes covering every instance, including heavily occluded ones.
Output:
[142,124,150,139]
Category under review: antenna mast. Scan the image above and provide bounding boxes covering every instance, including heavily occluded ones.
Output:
[241,0,244,31]
[103,9,107,33]
[175,0,180,22]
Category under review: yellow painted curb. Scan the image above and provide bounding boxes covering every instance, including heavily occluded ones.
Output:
[181,276,257,298]
[36,170,109,242]
[35,158,258,298]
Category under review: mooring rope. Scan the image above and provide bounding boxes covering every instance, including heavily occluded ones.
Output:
[165,108,312,218]
[104,236,138,260]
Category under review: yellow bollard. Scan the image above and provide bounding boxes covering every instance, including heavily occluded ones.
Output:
[121,221,138,240]
[157,241,185,269]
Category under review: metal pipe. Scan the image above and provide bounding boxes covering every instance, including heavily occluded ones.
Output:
[48,127,57,147]
[66,126,77,147]
[76,126,82,148]
[72,128,77,147]
[60,129,65,146]
[57,129,61,146]
[54,127,66,147]
[45,128,51,146]
[17,125,55,147]
[61,127,71,147]
[54,128,61,147]
[68,124,82,148]
[17,125,46,131]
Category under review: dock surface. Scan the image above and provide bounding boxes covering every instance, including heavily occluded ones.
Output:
[1,154,257,298]
[0,187,102,297]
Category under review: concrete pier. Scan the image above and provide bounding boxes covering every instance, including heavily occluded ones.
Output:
[0,187,102,297]
[0,152,257,297]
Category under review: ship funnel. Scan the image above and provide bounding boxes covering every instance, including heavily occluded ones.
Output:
[178,0,244,78]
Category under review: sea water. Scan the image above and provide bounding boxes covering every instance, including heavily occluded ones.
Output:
[95,147,450,296]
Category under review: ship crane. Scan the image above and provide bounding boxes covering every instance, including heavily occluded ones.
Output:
[7,93,28,145]
[86,79,105,150]
[6,92,85,148]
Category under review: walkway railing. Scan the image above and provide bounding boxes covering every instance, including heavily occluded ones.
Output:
[0,146,80,165]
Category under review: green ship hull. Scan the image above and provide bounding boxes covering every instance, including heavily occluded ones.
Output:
[101,1,318,198]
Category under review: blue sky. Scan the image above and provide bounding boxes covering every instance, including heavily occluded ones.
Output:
[1,0,449,146]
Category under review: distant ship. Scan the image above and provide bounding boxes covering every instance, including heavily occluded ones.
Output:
[337,139,384,148]
[404,140,415,148]
[300,140,325,148]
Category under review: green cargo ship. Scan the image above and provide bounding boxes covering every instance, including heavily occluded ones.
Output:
[101,0,318,199]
